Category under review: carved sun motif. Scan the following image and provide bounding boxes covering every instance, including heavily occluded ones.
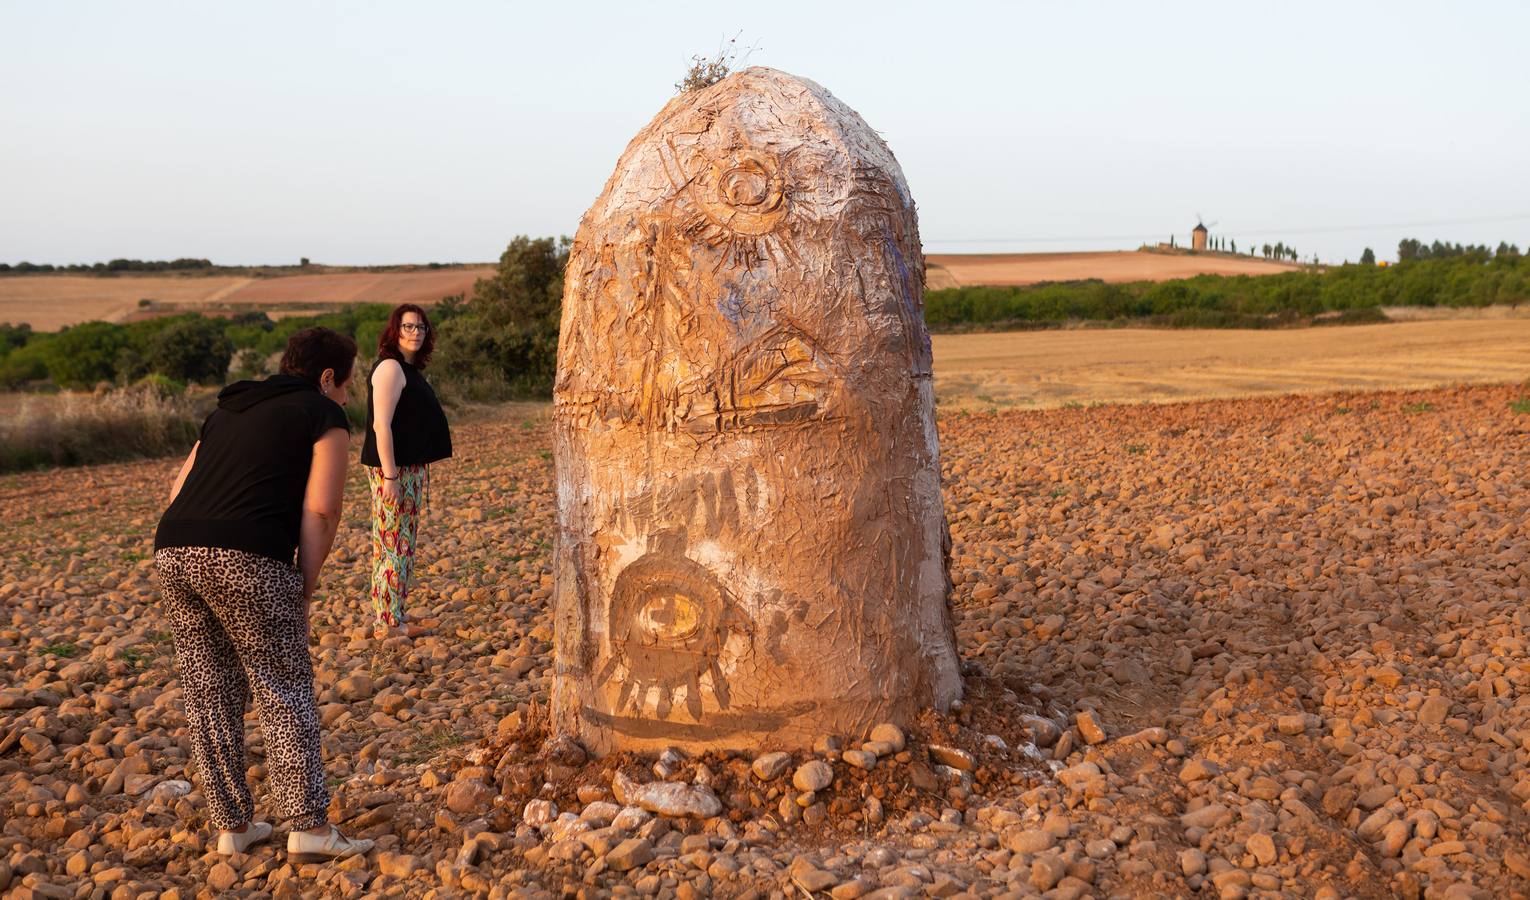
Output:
[663,142,803,271]
[694,152,788,237]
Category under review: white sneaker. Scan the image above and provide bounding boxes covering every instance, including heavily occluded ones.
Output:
[287,825,375,864]
[215,821,273,856]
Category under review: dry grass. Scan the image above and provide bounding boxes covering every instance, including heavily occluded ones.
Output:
[1379,304,1530,321]
[924,250,1302,290]
[0,388,205,472]
[932,318,1530,409]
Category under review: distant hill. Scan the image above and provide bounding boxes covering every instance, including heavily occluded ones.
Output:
[925,250,1304,290]
[0,266,492,331]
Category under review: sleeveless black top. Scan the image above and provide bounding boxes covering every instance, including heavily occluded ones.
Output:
[155,374,350,563]
[360,358,452,468]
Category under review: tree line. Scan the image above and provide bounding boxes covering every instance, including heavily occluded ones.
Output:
[3,235,1526,396]
[924,240,1528,331]
[1396,239,1521,263]
[0,258,482,276]
[0,237,566,397]
[0,258,214,274]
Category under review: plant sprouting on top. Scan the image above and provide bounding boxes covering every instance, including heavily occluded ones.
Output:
[675,32,758,94]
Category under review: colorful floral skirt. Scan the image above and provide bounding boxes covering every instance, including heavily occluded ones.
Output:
[366,464,428,627]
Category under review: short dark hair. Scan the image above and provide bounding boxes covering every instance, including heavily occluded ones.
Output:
[280,327,358,385]
[378,303,435,369]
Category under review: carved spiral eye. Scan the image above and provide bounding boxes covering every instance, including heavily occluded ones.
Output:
[636,592,704,642]
[603,551,738,721]
[718,159,778,209]
[611,554,724,651]
[695,152,788,236]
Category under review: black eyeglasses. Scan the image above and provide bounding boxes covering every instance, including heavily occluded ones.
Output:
[400,323,429,335]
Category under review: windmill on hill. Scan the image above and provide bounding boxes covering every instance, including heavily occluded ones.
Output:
[1192,214,1218,251]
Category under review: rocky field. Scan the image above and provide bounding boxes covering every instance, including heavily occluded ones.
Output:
[1,384,1528,900]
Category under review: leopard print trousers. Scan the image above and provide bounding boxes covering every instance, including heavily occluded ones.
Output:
[155,546,329,830]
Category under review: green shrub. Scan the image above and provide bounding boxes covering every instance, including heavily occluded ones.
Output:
[354,320,385,361]
[0,323,31,358]
[433,369,516,407]
[42,322,126,389]
[148,315,234,384]
[0,338,51,388]
[433,236,569,398]
[228,347,274,381]
[222,311,277,353]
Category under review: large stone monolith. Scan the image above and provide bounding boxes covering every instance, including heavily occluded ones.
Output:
[551,67,961,755]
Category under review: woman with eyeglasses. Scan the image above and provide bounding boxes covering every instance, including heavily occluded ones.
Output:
[360,303,453,639]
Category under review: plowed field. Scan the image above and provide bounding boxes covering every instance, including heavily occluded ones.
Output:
[2,384,1528,897]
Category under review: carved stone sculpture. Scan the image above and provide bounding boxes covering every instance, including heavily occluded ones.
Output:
[551,67,962,754]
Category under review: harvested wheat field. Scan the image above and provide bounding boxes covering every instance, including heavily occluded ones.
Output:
[2,384,1528,898]
[0,269,490,331]
[925,251,1302,290]
[0,276,255,331]
[934,319,1530,409]
[219,270,491,310]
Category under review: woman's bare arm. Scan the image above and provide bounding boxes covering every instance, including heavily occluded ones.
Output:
[297,428,350,603]
[371,360,405,478]
[167,442,199,504]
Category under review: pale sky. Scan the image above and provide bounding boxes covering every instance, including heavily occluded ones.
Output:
[3,0,1528,265]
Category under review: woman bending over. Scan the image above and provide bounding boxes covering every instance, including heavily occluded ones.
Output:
[154,327,373,862]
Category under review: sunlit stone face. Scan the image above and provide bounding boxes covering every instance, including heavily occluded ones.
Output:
[552,68,961,754]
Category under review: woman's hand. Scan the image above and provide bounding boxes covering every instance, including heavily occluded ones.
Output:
[381,476,402,507]
[298,428,349,608]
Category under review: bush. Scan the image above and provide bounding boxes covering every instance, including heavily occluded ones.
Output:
[432,369,516,407]
[0,388,203,472]
[148,316,234,384]
[42,322,127,389]
[354,319,385,362]
[0,339,51,388]
[434,236,569,398]
[222,311,277,352]
[228,347,273,381]
[0,323,31,358]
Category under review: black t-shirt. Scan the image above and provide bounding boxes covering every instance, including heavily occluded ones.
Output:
[155,374,350,564]
[359,358,453,468]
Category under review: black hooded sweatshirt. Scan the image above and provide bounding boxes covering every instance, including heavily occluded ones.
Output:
[155,374,350,564]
